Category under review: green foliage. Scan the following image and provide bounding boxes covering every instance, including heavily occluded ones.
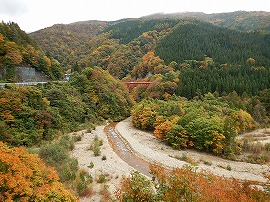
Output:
[132,97,256,155]
[39,136,75,167]
[186,116,225,153]
[38,136,93,197]
[75,169,93,196]
[0,22,37,47]
[87,161,94,169]
[115,171,156,201]
[0,22,64,80]
[97,174,107,183]
[177,63,270,99]
[116,165,270,202]
[0,66,134,147]
[89,135,103,156]
[156,19,270,66]
[30,21,108,69]
[30,11,270,73]
[105,18,179,44]
[70,66,134,121]
[0,85,53,146]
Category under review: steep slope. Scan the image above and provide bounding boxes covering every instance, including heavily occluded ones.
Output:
[155,20,270,66]
[0,22,63,81]
[30,21,109,67]
[104,18,180,44]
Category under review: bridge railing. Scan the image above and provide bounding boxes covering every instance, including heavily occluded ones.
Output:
[0,81,55,88]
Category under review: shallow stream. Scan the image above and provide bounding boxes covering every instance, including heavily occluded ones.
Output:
[105,123,152,177]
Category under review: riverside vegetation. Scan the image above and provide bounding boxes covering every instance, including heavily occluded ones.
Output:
[1,12,270,201]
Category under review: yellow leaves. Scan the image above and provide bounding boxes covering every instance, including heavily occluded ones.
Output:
[163,92,171,101]
[0,97,9,103]
[246,57,256,65]
[5,41,23,65]
[42,97,50,106]
[92,49,99,55]
[154,120,171,139]
[1,111,15,123]
[66,69,72,74]
[0,142,78,201]
[43,56,51,68]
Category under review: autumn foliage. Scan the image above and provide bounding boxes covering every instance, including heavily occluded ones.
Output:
[0,141,77,201]
[131,96,256,155]
[116,164,270,202]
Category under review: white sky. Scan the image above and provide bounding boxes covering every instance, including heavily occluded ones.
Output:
[0,0,270,33]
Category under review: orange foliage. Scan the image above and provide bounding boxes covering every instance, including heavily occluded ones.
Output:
[66,69,72,74]
[0,34,4,42]
[131,51,165,78]
[0,89,24,125]
[150,164,268,202]
[43,56,51,68]
[116,164,270,202]
[0,142,78,201]
[154,120,172,138]
[5,41,23,65]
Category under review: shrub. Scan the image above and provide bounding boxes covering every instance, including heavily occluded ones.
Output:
[132,98,257,156]
[90,135,103,156]
[0,141,77,201]
[116,164,270,202]
[93,145,101,156]
[88,161,94,169]
[100,185,112,201]
[72,135,82,142]
[97,174,107,183]
[174,153,197,165]
[201,158,212,166]
[75,169,93,197]
[242,140,270,163]
[115,171,156,201]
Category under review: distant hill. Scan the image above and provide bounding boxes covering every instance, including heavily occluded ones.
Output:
[103,18,180,44]
[143,11,270,31]
[100,17,270,66]
[29,11,270,78]
[30,21,109,67]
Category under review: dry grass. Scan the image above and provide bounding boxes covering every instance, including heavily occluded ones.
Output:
[200,158,212,166]
[99,185,112,202]
[241,139,270,163]
[173,153,198,166]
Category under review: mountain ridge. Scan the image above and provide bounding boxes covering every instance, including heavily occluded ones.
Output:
[30,11,270,71]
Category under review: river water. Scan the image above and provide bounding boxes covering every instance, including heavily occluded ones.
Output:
[105,123,152,177]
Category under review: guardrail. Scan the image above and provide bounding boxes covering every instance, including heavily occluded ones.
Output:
[0,81,48,88]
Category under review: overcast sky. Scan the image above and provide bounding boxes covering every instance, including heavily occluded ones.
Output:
[0,0,270,33]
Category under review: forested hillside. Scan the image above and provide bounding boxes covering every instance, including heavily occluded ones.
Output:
[30,13,270,70]
[0,22,63,81]
[29,12,270,106]
[30,21,108,68]
[156,20,270,65]
[0,66,133,147]
[144,11,270,31]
